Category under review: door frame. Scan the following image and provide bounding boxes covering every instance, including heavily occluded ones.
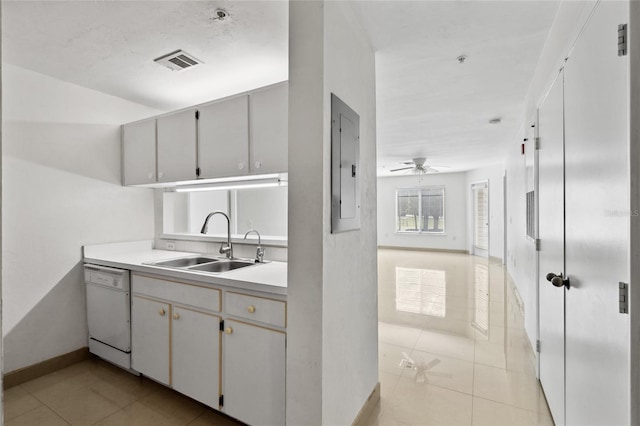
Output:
[629,3,640,424]
[471,180,490,258]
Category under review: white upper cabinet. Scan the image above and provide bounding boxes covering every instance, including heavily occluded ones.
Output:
[157,109,197,183]
[122,83,288,186]
[198,96,249,178]
[249,83,288,174]
[123,119,156,185]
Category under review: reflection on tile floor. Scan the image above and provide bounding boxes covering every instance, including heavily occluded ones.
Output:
[366,249,553,426]
[4,358,242,426]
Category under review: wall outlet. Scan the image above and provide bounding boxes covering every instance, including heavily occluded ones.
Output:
[166,241,176,250]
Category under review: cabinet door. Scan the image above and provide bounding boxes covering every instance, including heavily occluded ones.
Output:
[157,109,197,182]
[122,119,156,185]
[131,296,170,385]
[223,320,285,426]
[249,83,288,174]
[172,306,221,409]
[198,96,249,178]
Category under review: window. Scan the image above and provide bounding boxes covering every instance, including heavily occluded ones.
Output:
[396,186,445,233]
[162,186,288,238]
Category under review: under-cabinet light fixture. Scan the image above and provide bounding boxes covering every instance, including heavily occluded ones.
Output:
[175,176,287,192]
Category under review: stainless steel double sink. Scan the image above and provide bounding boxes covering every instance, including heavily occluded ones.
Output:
[145,256,259,274]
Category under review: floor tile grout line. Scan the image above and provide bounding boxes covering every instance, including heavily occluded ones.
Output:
[472,394,555,417]
[2,400,43,424]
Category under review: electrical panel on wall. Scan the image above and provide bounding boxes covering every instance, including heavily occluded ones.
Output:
[331,94,360,233]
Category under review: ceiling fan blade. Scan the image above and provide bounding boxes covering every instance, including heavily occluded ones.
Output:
[424,358,441,370]
[402,161,415,165]
[390,166,414,172]
[425,166,440,173]
[401,351,414,364]
[427,372,453,378]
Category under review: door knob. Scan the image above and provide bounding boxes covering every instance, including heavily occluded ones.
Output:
[546,272,570,289]
[225,327,233,335]
[159,308,166,316]
[173,312,180,320]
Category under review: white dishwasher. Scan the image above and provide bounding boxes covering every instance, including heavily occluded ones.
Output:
[84,264,133,371]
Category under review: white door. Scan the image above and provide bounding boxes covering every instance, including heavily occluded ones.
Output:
[172,306,221,409]
[198,95,249,178]
[249,83,288,174]
[537,71,565,426]
[472,182,489,257]
[131,296,170,385]
[563,2,629,424]
[157,109,197,182]
[223,320,286,426]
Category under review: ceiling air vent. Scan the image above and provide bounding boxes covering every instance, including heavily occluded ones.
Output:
[154,50,203,71]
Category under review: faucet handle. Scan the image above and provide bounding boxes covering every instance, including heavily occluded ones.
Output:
[219,243,232,257]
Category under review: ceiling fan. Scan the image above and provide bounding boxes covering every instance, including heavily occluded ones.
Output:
[390,157,442,174]
[399,352,453,383]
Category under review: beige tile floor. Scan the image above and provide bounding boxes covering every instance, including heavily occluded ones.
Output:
[364,249,554,426]
[3,358,242,426]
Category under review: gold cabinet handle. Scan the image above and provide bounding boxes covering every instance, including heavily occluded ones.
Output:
[225,327,233,335]
[159,308,166,317]
[173,312,180,320]
[247,305,256,314]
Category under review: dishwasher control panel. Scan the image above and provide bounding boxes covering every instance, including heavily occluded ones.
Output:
[84,264,130,291]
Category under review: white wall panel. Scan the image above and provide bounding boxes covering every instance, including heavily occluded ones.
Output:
[2,64,158,372]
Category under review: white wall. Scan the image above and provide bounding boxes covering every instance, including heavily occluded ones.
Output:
[377,173,467,251]
[287,1,378,424]
[466,164,505,260]
[2,64,159,372]
[322,2,378,424]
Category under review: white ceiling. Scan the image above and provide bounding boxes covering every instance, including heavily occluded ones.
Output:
[2,0,560,175]
[2,1,289,112]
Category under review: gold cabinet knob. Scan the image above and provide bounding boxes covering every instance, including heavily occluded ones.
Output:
[173,312,180,320]
[225,327,233,335]
[159,308,166,316]
[247,305,256,314]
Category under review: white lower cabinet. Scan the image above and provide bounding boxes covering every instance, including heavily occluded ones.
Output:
[172,306,221,408]
[132,296,221,408]
[131,296,170,385]
[131,273,286,425]
[223,320,286,426]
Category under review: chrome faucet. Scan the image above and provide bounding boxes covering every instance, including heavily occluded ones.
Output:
[243,229,265,263]
[201,211,233,259]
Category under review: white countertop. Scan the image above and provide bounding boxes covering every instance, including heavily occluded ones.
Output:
[83,240,287,296]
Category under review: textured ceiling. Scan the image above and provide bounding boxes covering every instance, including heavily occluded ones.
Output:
[2,0,559,174]
[2,1,289,111]
[350,1,560,174]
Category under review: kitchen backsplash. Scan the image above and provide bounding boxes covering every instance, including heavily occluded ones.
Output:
[155,238,288,262]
